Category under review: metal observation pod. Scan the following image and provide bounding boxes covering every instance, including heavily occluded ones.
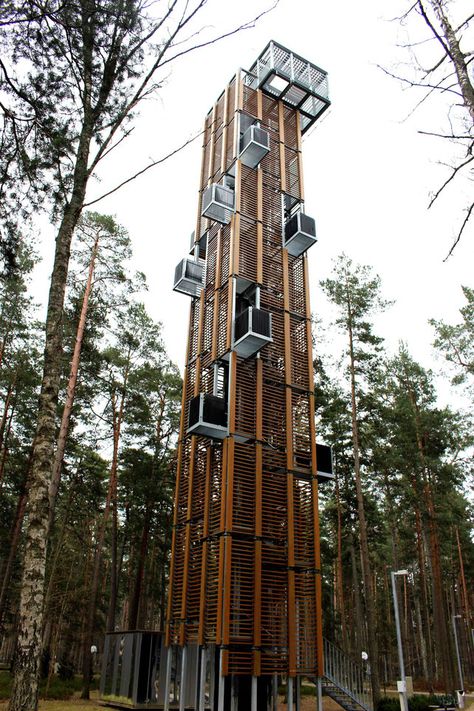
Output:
[167,40,331,710]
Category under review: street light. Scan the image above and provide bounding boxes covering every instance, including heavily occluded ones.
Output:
[452,615,464,708]
[391,570,409,711]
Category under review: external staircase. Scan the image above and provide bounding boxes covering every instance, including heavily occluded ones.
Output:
[316,638,373,711]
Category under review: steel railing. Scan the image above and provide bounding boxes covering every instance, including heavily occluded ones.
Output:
[323,638,373,711]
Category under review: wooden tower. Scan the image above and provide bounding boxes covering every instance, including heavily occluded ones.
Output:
[168,42,331,710]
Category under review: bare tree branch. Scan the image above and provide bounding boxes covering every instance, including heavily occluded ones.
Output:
[418,129,473,140]
[417,1,453,61]
[428,153,474,208]
[84,129,202,207]
[444,202,474,260]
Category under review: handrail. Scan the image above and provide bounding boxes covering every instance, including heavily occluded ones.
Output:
[323,638,373,711]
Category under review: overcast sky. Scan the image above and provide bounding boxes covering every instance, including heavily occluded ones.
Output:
[35,0,474,407]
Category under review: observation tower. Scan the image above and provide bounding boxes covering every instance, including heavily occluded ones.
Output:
[169,41,332,710]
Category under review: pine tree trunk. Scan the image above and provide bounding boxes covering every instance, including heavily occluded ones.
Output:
[415,596,429,682]
[42,479,77,654]
[346,297,380,704]
[405,380,454,691]
[81,369,129,698]
[8,116,94,711]
[128,506,151,631]
[349,539,365,655]
[105,380,129,634]
[412,491,434,686]
[0,316,13,372]
[335,470,348,648]
[81,467,116,699]
[49,234,100,525]
[455,527,470,627]
[0,380,14,450]
[106,496,118,633]
[0,406,14,489]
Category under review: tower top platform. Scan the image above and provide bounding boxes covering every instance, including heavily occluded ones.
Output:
[244,40,330,134]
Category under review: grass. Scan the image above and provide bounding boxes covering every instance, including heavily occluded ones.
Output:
[0,671,99,703]
[0,697,103,710]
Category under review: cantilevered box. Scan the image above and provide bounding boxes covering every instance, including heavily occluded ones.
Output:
[316,443,335,483]
[187,393,227,439]
[233,306,272,358]
[173,258,204,297]
[284,212,317,256]
[201,183,234,224]
[239,124,270,169]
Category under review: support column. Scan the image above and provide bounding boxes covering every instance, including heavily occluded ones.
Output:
[316,678,323,711]
[199,647,207,711]
[163,646,172,711]
[288,677,294,711]
[218,650,225,711]
[251,676,258,711]
[179,647,187,711]
[272,674,278,711]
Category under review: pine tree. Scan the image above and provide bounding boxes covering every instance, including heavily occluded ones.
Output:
[320,254,392,703]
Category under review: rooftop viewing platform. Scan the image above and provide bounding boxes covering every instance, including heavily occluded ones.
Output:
[244,40,330,133]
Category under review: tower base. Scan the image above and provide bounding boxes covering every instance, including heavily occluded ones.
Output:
[99,636,278,710]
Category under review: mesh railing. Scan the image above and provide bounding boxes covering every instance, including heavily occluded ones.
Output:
[246,41,329,101]
[323,638,373,711]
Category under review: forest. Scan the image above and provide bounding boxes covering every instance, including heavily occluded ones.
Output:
[0,1,473,710]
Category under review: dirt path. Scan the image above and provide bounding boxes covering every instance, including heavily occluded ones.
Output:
[0,694,342,711]
[1,693,472,711]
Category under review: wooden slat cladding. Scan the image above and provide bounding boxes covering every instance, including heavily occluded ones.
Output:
[167,74,323,678]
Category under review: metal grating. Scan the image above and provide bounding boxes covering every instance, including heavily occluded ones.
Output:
[244,41,330,134]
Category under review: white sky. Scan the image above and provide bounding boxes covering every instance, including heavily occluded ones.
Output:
[34,0,474,408]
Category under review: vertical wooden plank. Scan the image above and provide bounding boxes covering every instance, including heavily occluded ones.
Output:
[233,72,241,162]
[179,436,197,646]
[256,166,263,285]
[195,290,205,395]
[295,110,305,202]
[220,86,229,176]
[282,247,296,676]
[198,446,212,644]
[236,68,244,112]
[222,352,236,673]
[211,231,222,362]
[257,87,263,121]
[303,258,317,477]
[253,357,263,676]
[216,439,228,646]
[194,114,211,241]
[226,159,241,352]
[208,103,218,182]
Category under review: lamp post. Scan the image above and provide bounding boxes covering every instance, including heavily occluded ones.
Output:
[452,614,464,707]
[391,570,409,711]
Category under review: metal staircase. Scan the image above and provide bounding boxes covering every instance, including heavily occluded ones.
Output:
[320,638,373,711]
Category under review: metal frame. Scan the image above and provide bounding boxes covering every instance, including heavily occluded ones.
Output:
[244,40,331,134]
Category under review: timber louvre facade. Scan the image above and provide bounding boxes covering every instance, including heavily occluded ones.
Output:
[168,41,330,689]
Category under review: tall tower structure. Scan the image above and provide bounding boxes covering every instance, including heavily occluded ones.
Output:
[169,42,331,709]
